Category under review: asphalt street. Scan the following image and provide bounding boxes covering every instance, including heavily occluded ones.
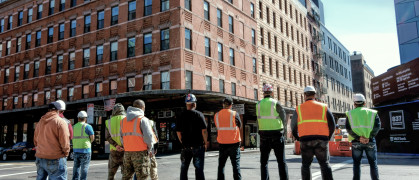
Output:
[0,145,418,180]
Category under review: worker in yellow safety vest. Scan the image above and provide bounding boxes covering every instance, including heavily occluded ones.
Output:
[105,103,126,180]
[346,93,381,180]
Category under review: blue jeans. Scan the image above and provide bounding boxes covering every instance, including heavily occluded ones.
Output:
[36,157,67,180]
[72,153,92,180]
[217,143,241,180]
[300,139,333,180]
[260,135,289,180]
[180,146,205,180]
[352,142,379,180]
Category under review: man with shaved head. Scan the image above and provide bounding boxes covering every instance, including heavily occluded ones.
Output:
[120,99,156,180]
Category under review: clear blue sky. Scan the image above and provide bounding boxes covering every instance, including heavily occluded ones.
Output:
[322,0,400,75]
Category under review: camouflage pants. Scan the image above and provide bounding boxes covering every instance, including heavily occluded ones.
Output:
[108,150,124,180]
[150,155,158,180]
[122,151,150,180]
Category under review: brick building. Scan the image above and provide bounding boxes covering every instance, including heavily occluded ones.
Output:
[0,0,259,151]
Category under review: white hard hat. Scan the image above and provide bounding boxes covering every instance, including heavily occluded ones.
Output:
[52,100,66,111]
[304,86,316,93]
[263,84,273,92]
[77,111,88,118]
[353,94,366,104]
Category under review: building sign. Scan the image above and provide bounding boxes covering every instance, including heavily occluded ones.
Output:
[413,113,419,131]
[389,110,405,130]
[390,134,410,143]
[372,58,419,105]
[232,104,245,115]
[87,104,94,124]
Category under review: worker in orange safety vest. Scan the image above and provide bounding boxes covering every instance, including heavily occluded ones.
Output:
[214,97,242,180]
[334,125,343,142]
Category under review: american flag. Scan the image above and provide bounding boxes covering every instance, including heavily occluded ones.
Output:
[104,98,116,111]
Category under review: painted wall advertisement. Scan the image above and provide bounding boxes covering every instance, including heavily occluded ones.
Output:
[389,110,405,130]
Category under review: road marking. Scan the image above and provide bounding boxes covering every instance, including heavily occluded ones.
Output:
[0,162,108,178]
[0,165,34,171]
[311,159,353,180]
[0,164,13,167]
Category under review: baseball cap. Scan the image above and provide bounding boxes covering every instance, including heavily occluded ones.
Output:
[77,111,88,118]
[185,94,197,104]
[303,86,316,93]
[353,94,366,104]
[223,97,233,105]
[49,100,66,111]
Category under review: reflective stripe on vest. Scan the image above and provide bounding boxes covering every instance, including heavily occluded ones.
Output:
[347,107,377,141]
[72,122,91,150]
[120,116,147,151]
[214,109,241,144]
[256,98,283,130]
[105,115,125,151]
[297,100,329,137]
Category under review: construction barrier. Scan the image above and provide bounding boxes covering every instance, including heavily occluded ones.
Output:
[294,141,352,157]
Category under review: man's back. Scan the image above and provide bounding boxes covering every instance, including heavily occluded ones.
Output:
[34,111,70,159]
[176,110,207,147]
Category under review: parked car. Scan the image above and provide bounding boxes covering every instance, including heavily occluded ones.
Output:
[2,142,36,161]
[0,147,5,157]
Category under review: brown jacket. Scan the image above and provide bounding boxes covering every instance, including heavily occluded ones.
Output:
[34,111,70,159]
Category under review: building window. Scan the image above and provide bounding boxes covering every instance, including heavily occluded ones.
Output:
[49,0,55,15]
[46,58,52,75]
[24,64,29,79]
[60,0,65,11]
[127,77,135,92]
[205,76,212,91]
[83,84,89,98]
[274,36,278,52]
[250,2,254,18]
[205,37,211,57]
[228,16,234,33]
[18,11,23,26]
[68,87,74,101]
[260,27,264,45]
[111,6,119,25]
[262,55,265,73]
[110,80,117,95]
[229,48,235,65]
[0,19,4,32]
[143,73,152,90]
[218,43,223,61]
[266,7,270,24]
[231,82,236,96]
[48,27,54,44]
[161,71,170,90]
[58,23,65,40]
[0,44,2,57]
[83,48,90,67]
[269,58,272,75]
[228,0,233,3]
[161,29,170,51]
[71,0,77,7]
[254,89,258,100]
[276,61,279,78]
[273,12,276,28]
[45,91,51,104]
[217,9,222,27]
[185,28,192,50]
[253,58,257,73]
[34,61,39,77]
[110,41,118,61]
[185,0,191,11]
[219,79,225,93]
[4,68,9,83]
[3,98,7,109]
[185,70,192,89]
[37,4,43,20]
[56,89,62,100]
[13,96,18,108]
[16,37,22,53]
[144,0,152,16]
[97,11,104,29]
[69,52,75,70]
[6,41,11,55]
[161,0,169,12]
[96,45,103,64]
[251,29,255,45]
[259,1,263,19]
[7,16,12,30]
[27,8,33,23]
[95,82,102,97]
[268,32,271,49]
[84,15,91,33]
[204,1,209,21]
[70,19,76,37]
[57,55,63,72]
[143,33,152,54]
[14,66,20,81]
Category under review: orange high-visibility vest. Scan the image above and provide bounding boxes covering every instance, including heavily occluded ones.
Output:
[334,129,342,141]
[297,100,329,137]
[214,109,241,144]
[121,116,148,152]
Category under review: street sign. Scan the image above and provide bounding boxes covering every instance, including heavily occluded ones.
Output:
[232,104,245,115]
